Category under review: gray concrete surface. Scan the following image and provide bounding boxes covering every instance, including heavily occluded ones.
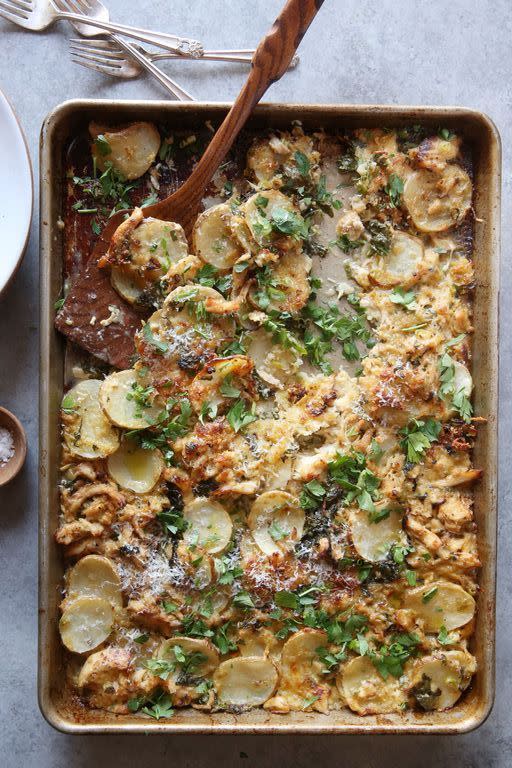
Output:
[0,0,510,765]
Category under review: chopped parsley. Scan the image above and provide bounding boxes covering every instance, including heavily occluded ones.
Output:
[421,586,438,603]
[127,690,174,720]
[299,479,326,511]
[371,632,420,679]
[390,287,416,309]
[438,345,473,423]
[385,174,404,207]
[399,418,442,463]
[328,451,381,514]
[226,399,257,433]
[142,322,168,355]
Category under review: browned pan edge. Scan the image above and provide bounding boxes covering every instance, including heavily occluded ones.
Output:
[39,100,500,734]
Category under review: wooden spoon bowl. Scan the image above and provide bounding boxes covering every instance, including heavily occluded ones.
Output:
[0,407,27,487]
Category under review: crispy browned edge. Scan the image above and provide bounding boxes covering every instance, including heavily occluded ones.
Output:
[39,100,500,734]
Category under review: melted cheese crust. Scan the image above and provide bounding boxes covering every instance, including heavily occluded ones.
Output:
[57,125,480,719]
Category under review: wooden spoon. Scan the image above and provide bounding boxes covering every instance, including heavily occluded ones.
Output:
[56,0,325,368]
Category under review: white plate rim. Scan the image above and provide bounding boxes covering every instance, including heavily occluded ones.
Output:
[0,88,33,297]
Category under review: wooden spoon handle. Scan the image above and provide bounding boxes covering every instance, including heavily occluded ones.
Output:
[153,0,324,220]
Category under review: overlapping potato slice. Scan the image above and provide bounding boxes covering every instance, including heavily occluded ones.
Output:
[213,656,278,708]
[245,327,301,387]
[135,286,235,389]
[59,595,114,654]
[281,629,326,680]
[157,636,219,678]
[402,581,475,632]
[188,355,254,414]
[348,506,404,562]
[241,190,305,248]
[90,121,161,180]
[452,361,473,397]
[183,498,233,554]
[250,250,312,314]
[248,491,305,556]
[340,655,406,715]
[192,203,242,270]
[107,439,164,494]
[238,628,279,658]
[370,232,425,287]
[62,379,120,459]
[67,555,122,609]
[403,165,472,232]
[108,217,188,305]
[99,369,162,430]
[409,650,476,711]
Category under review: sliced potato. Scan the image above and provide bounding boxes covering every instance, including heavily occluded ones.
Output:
[67,555,122,609]
[245,327,301,387]
[281,629,326,680]
[183,498,233,554]
[248,491,305,556]
[188,355,254,414]
[247,140,280,185]
[111,269,147,306]
[452,361,473,397]
[348,506,404,562]
[238,628,279,658]
[62,379,120,459]
[250,250,312,314]
[193,203,242,270]
[59,595,114,654]
[213,656,278,708]
[242,190,304,247]
[90,121,161,181]
[402,581,475,632]
[109,218,188,304]
[409,650,476,711]
[135,286,235,389]
[403,165,472,232]
[157,636,219,678]
[99,369,161,430]
[340,655,406,715]
[371,231,425,287]
[107,439,164,494]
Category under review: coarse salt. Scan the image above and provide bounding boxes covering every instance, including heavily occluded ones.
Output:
[0,426,14,465]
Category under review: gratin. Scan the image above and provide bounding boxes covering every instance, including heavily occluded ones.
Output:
[56,121,481,720]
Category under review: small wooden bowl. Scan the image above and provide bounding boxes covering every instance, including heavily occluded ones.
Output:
[0,407,26,486]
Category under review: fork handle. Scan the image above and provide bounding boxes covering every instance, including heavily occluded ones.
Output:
[112,34,195,101]
[57,11,204,56]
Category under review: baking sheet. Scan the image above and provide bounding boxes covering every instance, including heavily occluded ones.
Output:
[39,100,500,733]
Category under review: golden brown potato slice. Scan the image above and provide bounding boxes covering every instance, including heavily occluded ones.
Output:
[90,121,161,181]
[409,650,476,711]
[403,165,472,232]
[214,656,278,708]
[340,655,406,714]
[348,507,404,563]
[99,369,162,430]
[62,380,120,459]
[248,491,304,556]
[183,498,233,554]
[67,555,122,609]
[59,596,114,654]
[107,439,164,494]
[193,203,242,270]
[402,581,475,632]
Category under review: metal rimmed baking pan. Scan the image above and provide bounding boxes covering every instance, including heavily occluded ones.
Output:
[39,99,500,733]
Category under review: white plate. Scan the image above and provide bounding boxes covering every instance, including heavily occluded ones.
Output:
[0,89,33,296]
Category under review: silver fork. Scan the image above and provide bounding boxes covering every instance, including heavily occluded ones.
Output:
[0,0,205,57]
[69,39,299,79]
[49,0,194,101]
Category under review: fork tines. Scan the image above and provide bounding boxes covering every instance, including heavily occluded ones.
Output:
[0,0,32,21]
